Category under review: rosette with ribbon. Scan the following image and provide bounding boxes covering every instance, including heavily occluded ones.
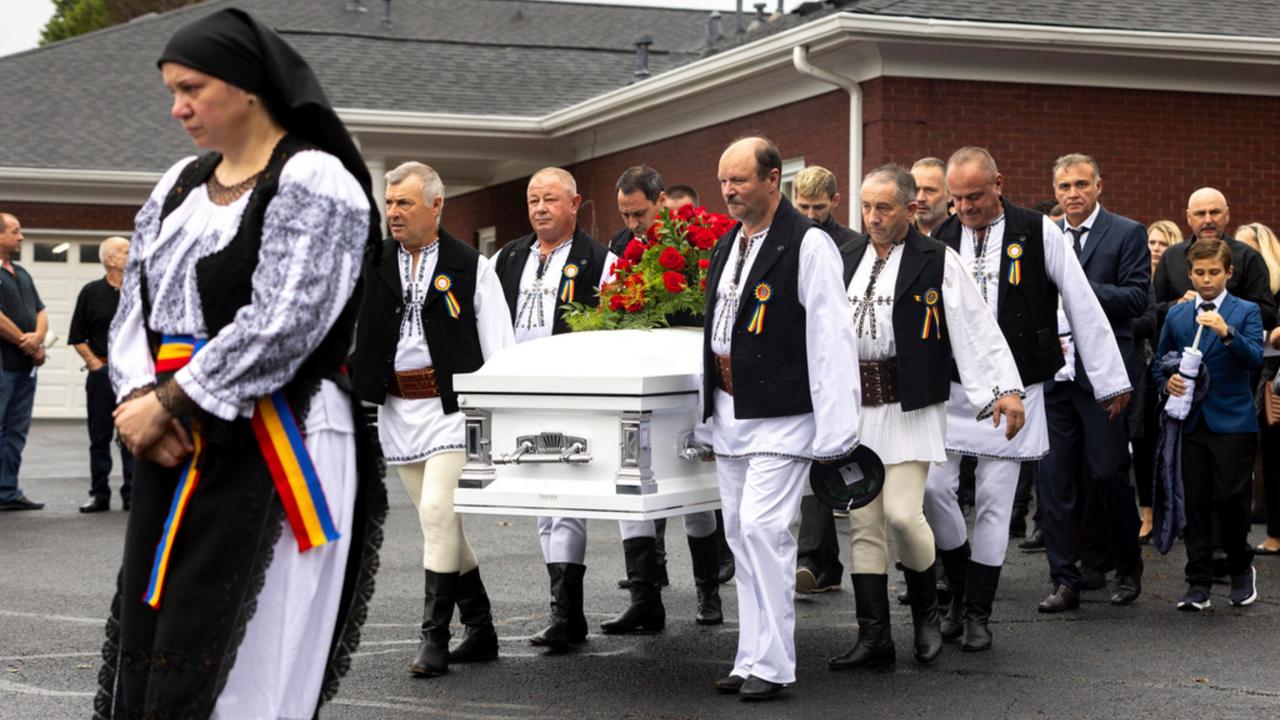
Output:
[434,273,461,318]
[559,263,579,302]
[746,282,772,335]
[919,287,943,340]
[1006,243,1023,286]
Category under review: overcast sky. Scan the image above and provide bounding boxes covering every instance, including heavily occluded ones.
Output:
[0,0,805,58]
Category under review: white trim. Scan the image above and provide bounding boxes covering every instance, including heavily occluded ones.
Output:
[0,167,159,205]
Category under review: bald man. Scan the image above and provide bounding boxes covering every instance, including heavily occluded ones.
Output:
[70,236,135,513]
[1152,188,1276,330]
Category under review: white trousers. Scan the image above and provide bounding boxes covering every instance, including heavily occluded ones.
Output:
[718,455,808,685]
[537,516,588,564]
[849,461,935,574]
[924,453,1021,567]
[212,389,357,720]
[618,511,717,541]
[396,452,478,573]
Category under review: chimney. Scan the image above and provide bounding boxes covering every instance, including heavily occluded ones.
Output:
[735,0,745,34]
[381,0,392,27]
[754,3,767,22]
[634,35,654,81]
[701,11,721,57]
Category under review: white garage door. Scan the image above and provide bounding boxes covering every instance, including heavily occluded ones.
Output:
[21,230,130,420]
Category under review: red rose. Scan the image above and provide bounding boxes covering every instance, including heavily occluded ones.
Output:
[609,294,626,311]
[610,258,633,275]
[645,222,661,244]
[623,239,647,263]
[687,225,717,250]
[699,278,707,291]
[626,299,644,313]
[658,246,686,270]
[663,271,687,293]
[675,203,697,222]
[698,258,711,270]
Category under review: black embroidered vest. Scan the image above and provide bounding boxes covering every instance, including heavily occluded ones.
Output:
[494,226,607,336]
[351,231,484,413]
[932,199,1062,386]
[701,196,817,420]
[841,225,951,411]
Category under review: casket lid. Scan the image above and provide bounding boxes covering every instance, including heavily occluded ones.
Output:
[454,328,703,396]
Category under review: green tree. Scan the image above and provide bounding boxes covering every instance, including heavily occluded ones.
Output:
[39,0,204,46]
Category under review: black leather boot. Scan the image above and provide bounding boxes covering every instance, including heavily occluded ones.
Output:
[409,570,457,677]
[529,563,588,652]
[448,568,499,663]
[938,542,970,641]
[601,537,666,634]
[902,562,943,664]
[687,533,723,625]
[962,561,1001,652]
[828,574,895,670]
[714,511,735,584]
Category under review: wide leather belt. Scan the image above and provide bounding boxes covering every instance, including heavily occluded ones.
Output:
[714,354,734,396]
[389,367,440,400]
[860,358,900,407]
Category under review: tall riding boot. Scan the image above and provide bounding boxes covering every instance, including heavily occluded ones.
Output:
[410,570,458,677]
[530,563,587,653]
[828,574,895,670]
[902,562,944,664]
[448,568,499,663]
[962,561,1001,652]
[601,537,666,634]
[687,533,723,625]
[938,542,970,641]
[714,511,735,583]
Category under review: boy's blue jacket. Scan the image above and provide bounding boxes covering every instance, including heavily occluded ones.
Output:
[1154,292,1263,434]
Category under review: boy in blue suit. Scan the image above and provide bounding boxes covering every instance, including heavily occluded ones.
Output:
[1156,238,1264,611]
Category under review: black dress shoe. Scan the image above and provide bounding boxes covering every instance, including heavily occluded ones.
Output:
[714,673,746,694]
[1037,585,1080,613]
[80,497,110,513]
[1110,574,1141,605]
[0,495,44,511]
[739,675,787,702]
[1018,528,1044,551]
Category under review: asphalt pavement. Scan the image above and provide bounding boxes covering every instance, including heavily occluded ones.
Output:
[3,420,1280,719]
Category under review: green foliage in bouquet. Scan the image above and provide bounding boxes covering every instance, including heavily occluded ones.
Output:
[563,204,736,331]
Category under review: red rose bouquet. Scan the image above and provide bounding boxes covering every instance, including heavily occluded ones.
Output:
[565,204,735,330]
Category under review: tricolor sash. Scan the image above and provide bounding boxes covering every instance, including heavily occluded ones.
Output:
[143,335,339,609]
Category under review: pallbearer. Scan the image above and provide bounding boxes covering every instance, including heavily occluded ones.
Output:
[833,165,1023,670]
[352,162,514,677]
[705,137,860,702]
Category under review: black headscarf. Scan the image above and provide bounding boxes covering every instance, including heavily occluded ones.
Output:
[157,8,373,202]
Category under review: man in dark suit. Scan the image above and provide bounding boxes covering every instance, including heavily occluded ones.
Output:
[1037,154,1150,612]
[1152,187,1276,331]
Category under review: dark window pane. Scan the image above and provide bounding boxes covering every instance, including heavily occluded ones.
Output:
[33,242,69,263]
[80,243,101,264]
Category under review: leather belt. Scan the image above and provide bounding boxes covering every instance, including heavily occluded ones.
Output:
[714,354,734,396]
[389,367,440,400]
[859,358,900,407]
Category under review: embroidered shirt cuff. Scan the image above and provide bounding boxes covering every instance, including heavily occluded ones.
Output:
[811,440,859,463]
[1096,386,1134,403]
[116,375,157,404]
[975,388,1026,422]
[175,365,244,421]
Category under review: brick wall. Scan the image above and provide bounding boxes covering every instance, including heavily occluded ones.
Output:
[2,201,138,231]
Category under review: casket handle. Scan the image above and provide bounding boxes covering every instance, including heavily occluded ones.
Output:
[493,434,592,465]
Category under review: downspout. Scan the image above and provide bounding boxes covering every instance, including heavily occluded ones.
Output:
[791,45,862,231]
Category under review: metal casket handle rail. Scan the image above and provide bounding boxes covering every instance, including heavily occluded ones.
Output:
[493,433,592,465]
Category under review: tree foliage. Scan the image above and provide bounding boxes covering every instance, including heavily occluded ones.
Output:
[40,0,204,46]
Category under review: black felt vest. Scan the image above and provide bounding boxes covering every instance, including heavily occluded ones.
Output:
[932,199,1062,386]
[351,231,483,413]
[841,225,951,411]
[701,196,816,420]
[153,135,373,430]
[494,226,607,335]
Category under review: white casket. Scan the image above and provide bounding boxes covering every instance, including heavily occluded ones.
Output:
[452,328,718,521]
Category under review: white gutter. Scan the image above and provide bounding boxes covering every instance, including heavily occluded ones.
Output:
[791,45,863,232]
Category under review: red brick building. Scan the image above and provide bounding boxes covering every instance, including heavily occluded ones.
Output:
[2,0,1279,416]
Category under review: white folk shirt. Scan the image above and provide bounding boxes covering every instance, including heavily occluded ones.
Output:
[709,225,861,461]
[848,242,1022,465]
[946,213,1131,460]
[376,242,514,465]
[501,237,618,345]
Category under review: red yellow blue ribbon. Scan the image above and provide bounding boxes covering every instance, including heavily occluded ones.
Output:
[919,288,943,340]
[142,334,338,609]
[434,274,462,319]
[746,282,771,335]
[1006,243,1023,286]
[559,263,579,302]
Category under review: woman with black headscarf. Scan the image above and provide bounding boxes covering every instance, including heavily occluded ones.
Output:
[101,9,385,718]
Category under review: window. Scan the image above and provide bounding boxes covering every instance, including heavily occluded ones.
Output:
[33,242,69,263]
[79,243,101,265]
[780,156,806,201]
[476,226,497,257]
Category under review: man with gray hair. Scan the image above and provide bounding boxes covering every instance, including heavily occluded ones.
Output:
[832,164,1022,671]
[352,161,515,678]
[69,235,135,513]
[910,157,951,238]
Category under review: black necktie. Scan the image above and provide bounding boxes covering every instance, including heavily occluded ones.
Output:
[1200,302,1215,313]
[1068,226,1088,256]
